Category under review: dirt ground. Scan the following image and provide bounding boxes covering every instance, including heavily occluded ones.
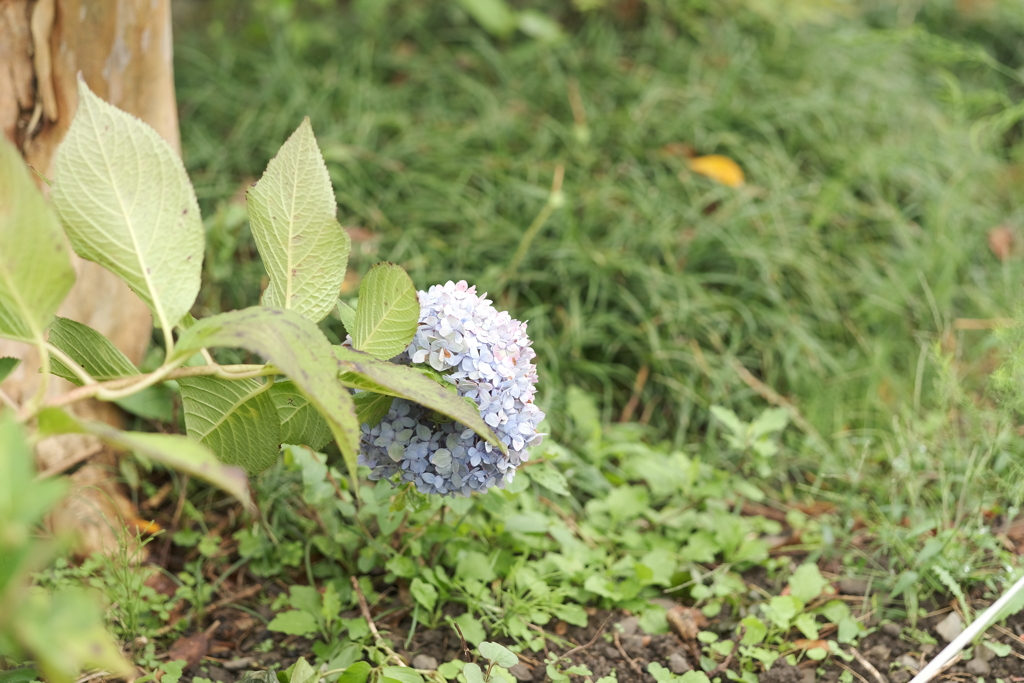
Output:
[181,596,1024,683]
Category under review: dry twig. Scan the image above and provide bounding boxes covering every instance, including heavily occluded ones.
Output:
[351,575,406,666]
[848,646,887,683]
[613,632,643,675]
[561,615,613,659]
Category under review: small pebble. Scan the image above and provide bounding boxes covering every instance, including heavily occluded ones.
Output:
[920,643,936,655]
[866,644,891,662]
[800,670,816,683]
[966,657,992,677]
[618,616,640,637]
[509,664,533,682]
[667,653,691,675]
[934,612,964,643]
[881,622,902,637]
[974,643,997,662]
[896,654,919,671]
[890,671,911,683]
[412,655,438,670]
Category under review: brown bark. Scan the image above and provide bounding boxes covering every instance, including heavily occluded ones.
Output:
[0,0,181,555]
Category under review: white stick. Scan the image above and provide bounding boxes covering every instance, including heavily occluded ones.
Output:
[909,573,1024,683]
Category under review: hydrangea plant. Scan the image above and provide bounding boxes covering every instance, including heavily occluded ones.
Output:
[359,281,545,495]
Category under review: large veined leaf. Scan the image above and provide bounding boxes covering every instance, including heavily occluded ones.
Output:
[334,346,505,454]
[0,137,75,344]
[178,376,281,475]
[271,380,333,451]
[47,317,138,385]
[36,407,253,510]
[0,357,20,384]
[51,79,203,333]
[174,308,361,478]
[351,263,419,360]
[248,118,351,323]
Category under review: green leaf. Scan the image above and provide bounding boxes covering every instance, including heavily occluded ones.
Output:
[437,661,465,680]
[271,380,333,451]
[284,445,335,506]
[749,408,789,438]
[268,611,320,637]
[51,78,203,333]
[0,137,75,344]
[47,317,138,385]
[337,662,372,683]
[351,262,419,360]
[452,613,486,646]
[793,613,819,640]
[457,0,518,37]
[178,376,281,475]
[113,383,175,422]
[462,664,484,683]
[710,406,745,438]
[175,307,361,481]
[336,300,357,331]
[247,118,351,323]
[354,391,394,427]
[14,587,134,683]
[528,462,569,495]
[286,657,320,683]
[788,563,828,603]
[335,346,505,455]
[479,642,518,668]
[381,667,423,683]
[410,578,438,611]
[553,603,588,627]
[37,408,253,511]
[0,357,20,384]
[0,668,41,683]
[739,616,767,645]
[386,555,418,579]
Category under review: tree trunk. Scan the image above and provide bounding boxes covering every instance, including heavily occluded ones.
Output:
[0,0,180,555]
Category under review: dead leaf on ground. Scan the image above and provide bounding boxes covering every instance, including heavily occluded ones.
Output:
[166,631,210,668]
[687,155,745,188]
[666,606,705,641]
[989,225,1014,261]
[793,639,829,651]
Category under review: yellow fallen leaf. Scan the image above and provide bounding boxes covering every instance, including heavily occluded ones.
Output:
[687,154,745,188]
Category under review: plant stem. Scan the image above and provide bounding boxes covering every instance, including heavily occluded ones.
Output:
[45,343,97,385]
[40,363,272,413]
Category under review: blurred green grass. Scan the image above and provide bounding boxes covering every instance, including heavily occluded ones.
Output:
[174,0,1024,483]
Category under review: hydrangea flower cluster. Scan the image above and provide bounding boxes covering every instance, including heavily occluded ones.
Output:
[358,281,545,496]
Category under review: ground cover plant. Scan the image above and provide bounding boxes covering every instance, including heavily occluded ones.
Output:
[11,0,1024,681]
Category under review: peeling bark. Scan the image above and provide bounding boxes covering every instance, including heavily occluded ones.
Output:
[0,0,181,557]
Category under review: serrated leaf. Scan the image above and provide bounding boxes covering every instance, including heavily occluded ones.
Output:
[51,78,203,332]
[354,391,395,427]
[334,346,505,455]
[174,307,361,481]
[352,262,419,360]
[479,642,518,668]
[0,357,20,384]
[0,137,75,344]
[271,380,332,450]
[37,407,252,511]
[336,300,356,331]
[47,317,138,385]
[178,376,281,475]
[248,118,351,323]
